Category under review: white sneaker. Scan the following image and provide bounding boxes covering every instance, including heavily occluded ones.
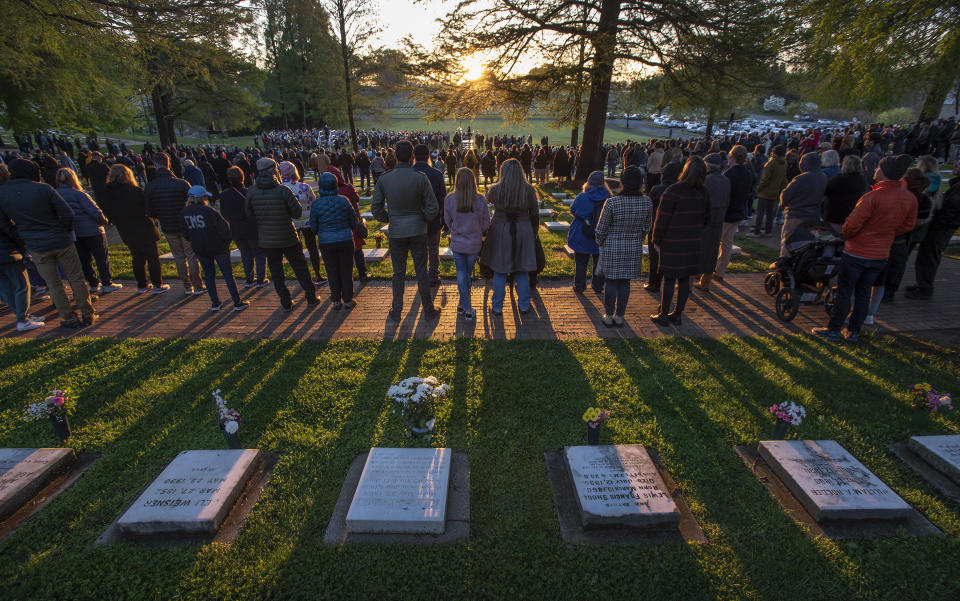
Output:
[101,283,123,293]
[152,284,171,294]
[26,314,45,323]
[863,315,875,326]
[17,320,43,332]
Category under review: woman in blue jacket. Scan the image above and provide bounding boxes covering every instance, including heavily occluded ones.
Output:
[309,172,358,309]
[567,170,611,294]
[56,168,120,294]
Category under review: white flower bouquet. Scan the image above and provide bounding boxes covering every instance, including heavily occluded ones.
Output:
[213,389,241,435]
[388,376,450,439]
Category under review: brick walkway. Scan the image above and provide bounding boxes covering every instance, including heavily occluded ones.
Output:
[2,258,957,340]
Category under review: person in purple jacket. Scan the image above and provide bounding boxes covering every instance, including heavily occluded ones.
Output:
[443,168,490,321]
[181,186,249,312]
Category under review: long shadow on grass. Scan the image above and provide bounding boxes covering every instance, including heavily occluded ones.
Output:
[607,338,860,600]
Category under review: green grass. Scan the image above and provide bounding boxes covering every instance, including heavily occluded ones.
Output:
[1,334,959,600]
[105,183,776,282]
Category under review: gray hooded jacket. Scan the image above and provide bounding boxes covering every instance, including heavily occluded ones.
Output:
[780,152,828,222]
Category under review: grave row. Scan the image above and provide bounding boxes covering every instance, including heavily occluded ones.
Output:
[4,435,957,545]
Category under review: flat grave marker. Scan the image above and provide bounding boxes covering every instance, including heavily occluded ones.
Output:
[907,435,960,485]
[543,221,570,233]
[538,208,555,218]
[758,440,911,521]
[345,447,452,534]
[564,445,680,528]
[361,211,374,219]
[439,247,454,261]
[362,248,388,262]
[116,449,260,537]
[0,448,75,520]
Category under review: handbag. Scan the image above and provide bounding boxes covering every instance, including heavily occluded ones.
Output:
[356,216,369,239]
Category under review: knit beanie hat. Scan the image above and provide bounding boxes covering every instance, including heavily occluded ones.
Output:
[587,170,605,187]
[9,159,39,181]
[704,153,723,171]
[619,166,644,191]
[662,161,682,183]
[256,157,277,172]
[279,161,297,180]
[879,154,911,181]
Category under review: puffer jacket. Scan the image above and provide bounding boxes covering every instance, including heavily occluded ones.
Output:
[144,169,191,234]
[756,156,786,201]
[58,185,107,237]
[780,153,828,222]
[244,170,303,248]
[326,166,364,251]
[309,192,357,245]
[0,179,75,252]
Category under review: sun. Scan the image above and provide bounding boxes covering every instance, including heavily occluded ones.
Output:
[460,53,487,82]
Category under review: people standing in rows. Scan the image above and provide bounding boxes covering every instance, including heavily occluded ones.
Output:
[371,140,441,322]
[482,158,539,315]
[651,156,711,326]
[715,146,754,282]
[279,160,325,286]
[645,161,681,293]
[813,155,916,343]
[752,145,786,237]
[567,171,610,295]
[55,168,121,295]
[696,154,730,292]
[444,167,490,322]
[778,152,827,257]
[145,153,205,295]
[245,157,320,311]
[181,186,248,312]
[595,166,651,327]
[310,172,358,310]
[219,166,268,288]
[101,165,168,294]
[907,160,960,300]
[0,159,95,328]
[413,144,446,287]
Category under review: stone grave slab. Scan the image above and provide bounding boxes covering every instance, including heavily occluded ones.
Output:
[362,248,388,262]
[379,224,389,234]
[551,192,569,199]
[564,445,680,528]
[345,447,452,534]
[0,448,76,520]
[360,195,372,201]
[758,440,911,522]
[361,211,374,219]
[439,247,454,261]
[907,435,960,486]
[560,198,574,206]
[116,449,260,537]
[544,221,570,233]
[538,208,555,218]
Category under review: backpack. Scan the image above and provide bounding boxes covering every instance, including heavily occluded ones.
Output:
[580,199,605,241]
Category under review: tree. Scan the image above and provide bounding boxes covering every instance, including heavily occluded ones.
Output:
[790,0,960,121]
[322,0,380,150]
[420,0,731,181]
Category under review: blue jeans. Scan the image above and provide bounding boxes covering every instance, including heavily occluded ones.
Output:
[234,237,266,284]
[492,271,530,312]
[0,262,30,321]
[453,252,477,311]
[197,254,241,306]
[828,253,887,333]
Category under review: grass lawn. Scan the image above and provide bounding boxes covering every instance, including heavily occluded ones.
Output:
[1,334,959,600]
[104,183,778,283]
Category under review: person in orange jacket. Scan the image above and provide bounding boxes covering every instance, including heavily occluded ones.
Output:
[812,154,916,343]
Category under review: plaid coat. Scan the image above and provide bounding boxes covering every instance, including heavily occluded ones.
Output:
[596,194,653,279]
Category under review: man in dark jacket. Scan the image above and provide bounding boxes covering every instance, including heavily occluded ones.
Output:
[907,163,960,299]
[181,186,248,312]
[145,153,204,295]
[244,157,319,310]
[86,152,110,203]
[0,159,95,328]
[372,140,440,321]
[718,146,755,279]
[644,161,681,292]
[413,144,446,287]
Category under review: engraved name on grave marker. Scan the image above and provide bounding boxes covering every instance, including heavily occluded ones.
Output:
[0,448,75,519]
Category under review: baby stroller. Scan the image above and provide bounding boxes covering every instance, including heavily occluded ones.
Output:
[764,221,844,321]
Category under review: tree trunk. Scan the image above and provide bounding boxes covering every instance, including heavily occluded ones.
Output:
[704,106,716,140]
[919,64,956,122]
[337,8,359,152]
[570,126,579,147]
[151,86,177,147]
[574,0,620,182]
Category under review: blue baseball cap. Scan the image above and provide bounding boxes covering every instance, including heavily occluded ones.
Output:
[187,185,210,198]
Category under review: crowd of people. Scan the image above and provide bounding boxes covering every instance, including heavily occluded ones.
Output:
[0,118,958,338]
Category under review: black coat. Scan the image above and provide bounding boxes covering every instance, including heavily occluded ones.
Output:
[723,164,755,222]
[822,172,867,225]
[181,203,231,257]
[100,182,160,247]
[220,186,259,241]
[0,179,74,252]
[652,181,711,278]
[87,160,111,202]
[144,169,191,234]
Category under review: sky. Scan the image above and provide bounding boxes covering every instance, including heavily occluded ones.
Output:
[374,0,451,49]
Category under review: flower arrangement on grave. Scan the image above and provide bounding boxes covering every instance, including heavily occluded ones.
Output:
[908,383,953,413]
[23,390,76,442]
[768,401,805,440]
[388,376,450,440]
[213,389,242,448]
[374,232,385,248]
[582,407,609,445]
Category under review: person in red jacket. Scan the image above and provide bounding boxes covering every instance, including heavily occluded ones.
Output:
[813,154,916,343]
